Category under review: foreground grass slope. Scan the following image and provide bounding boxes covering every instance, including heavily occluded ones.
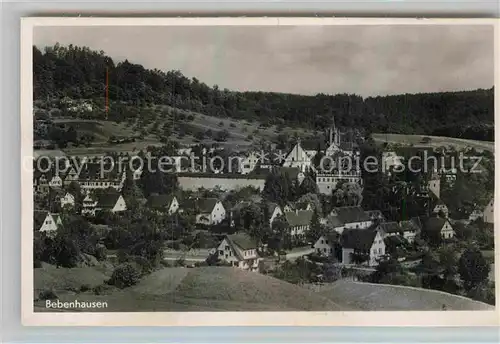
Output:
[317,280,494,311]
[34,266,345,312]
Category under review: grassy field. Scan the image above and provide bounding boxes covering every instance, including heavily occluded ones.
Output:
[34,266,345,312]
[372,133,494,153]
[34,264,494,312]
[315,280,494,311]
[34,262,113,294]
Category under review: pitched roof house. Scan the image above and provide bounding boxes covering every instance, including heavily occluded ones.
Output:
[59,192,75,208]
[284,209,314,238]
[34,211,62,234]
[147,194,180,215]
[267,202,283,227]
[330,206,372,229]
[82,193,127,216]
[398,218,421,243]
[377,221,403,238]
[419,216,455,240]
[216,233,261,272]
[282,141,314,172]
[340,228,386,267]
[188,198,226,225]
[365,210,386,222]
[313,232,340,256]
[468,208,484,223]
[483,198,494,224]
[77,163,126,191]
[322,215,345,234]
[430,196,449,218]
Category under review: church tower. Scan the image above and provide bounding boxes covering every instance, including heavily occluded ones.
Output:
[427,171,441,199]
[328,116,340,147]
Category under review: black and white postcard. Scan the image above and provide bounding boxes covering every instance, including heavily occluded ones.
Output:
[21,17,499,326]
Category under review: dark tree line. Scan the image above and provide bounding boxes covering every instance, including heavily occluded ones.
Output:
[34,44,494,140]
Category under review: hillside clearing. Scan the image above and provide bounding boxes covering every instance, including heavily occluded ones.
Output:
[52,109,316,155]
[372,133,494,153]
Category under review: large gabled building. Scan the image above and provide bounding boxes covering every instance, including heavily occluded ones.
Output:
[216,233,261,272]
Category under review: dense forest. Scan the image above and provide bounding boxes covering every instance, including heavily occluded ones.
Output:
[34,44,494,140]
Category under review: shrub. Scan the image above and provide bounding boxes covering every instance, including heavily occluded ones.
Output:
[229,123,236,128]
[160,260,172,268]
[107,263,142,289]
[39,289,58,301]
[187,114,195,121]
[92,285,105,295]
[94,244,107,261]
[79,284,91,292]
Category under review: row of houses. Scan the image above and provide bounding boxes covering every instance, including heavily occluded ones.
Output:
[34,161,129,194]
[313,214,456,266]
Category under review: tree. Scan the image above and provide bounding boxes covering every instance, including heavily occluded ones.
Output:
[371,257,403,283]
[214,129,229,142]
[108,263,142,288]
[55,236,80,268]
[33,44,493,138]
[269,215,291,251]
[458,247,490,291]
[299,175,318,196]
[438,245,460,293]
[296,193,322,214]
[121,169,144,206]
[140,167,178,198]
[262,171,291,205]
[307,209,324,242]
[238,203,267,244]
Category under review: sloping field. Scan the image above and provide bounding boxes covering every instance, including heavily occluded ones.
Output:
[318,280,494,311]
[35,266,346,312]
[169,267,344,311]
[372,133,494,153]
[34,263,113,293]
[54,107,316,155]
[53,119,136,143]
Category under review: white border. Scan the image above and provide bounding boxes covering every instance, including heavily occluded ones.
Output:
[21,17,500,327]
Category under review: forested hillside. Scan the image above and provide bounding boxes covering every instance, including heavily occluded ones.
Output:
[34,44,494,140]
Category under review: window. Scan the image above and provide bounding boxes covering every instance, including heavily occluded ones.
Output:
[373,249,377,255]
[225,245,230,250]
[379,248,382,254]
[219,250,223,255]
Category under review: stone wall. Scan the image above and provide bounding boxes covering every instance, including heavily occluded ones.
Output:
[178,176,266,191]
